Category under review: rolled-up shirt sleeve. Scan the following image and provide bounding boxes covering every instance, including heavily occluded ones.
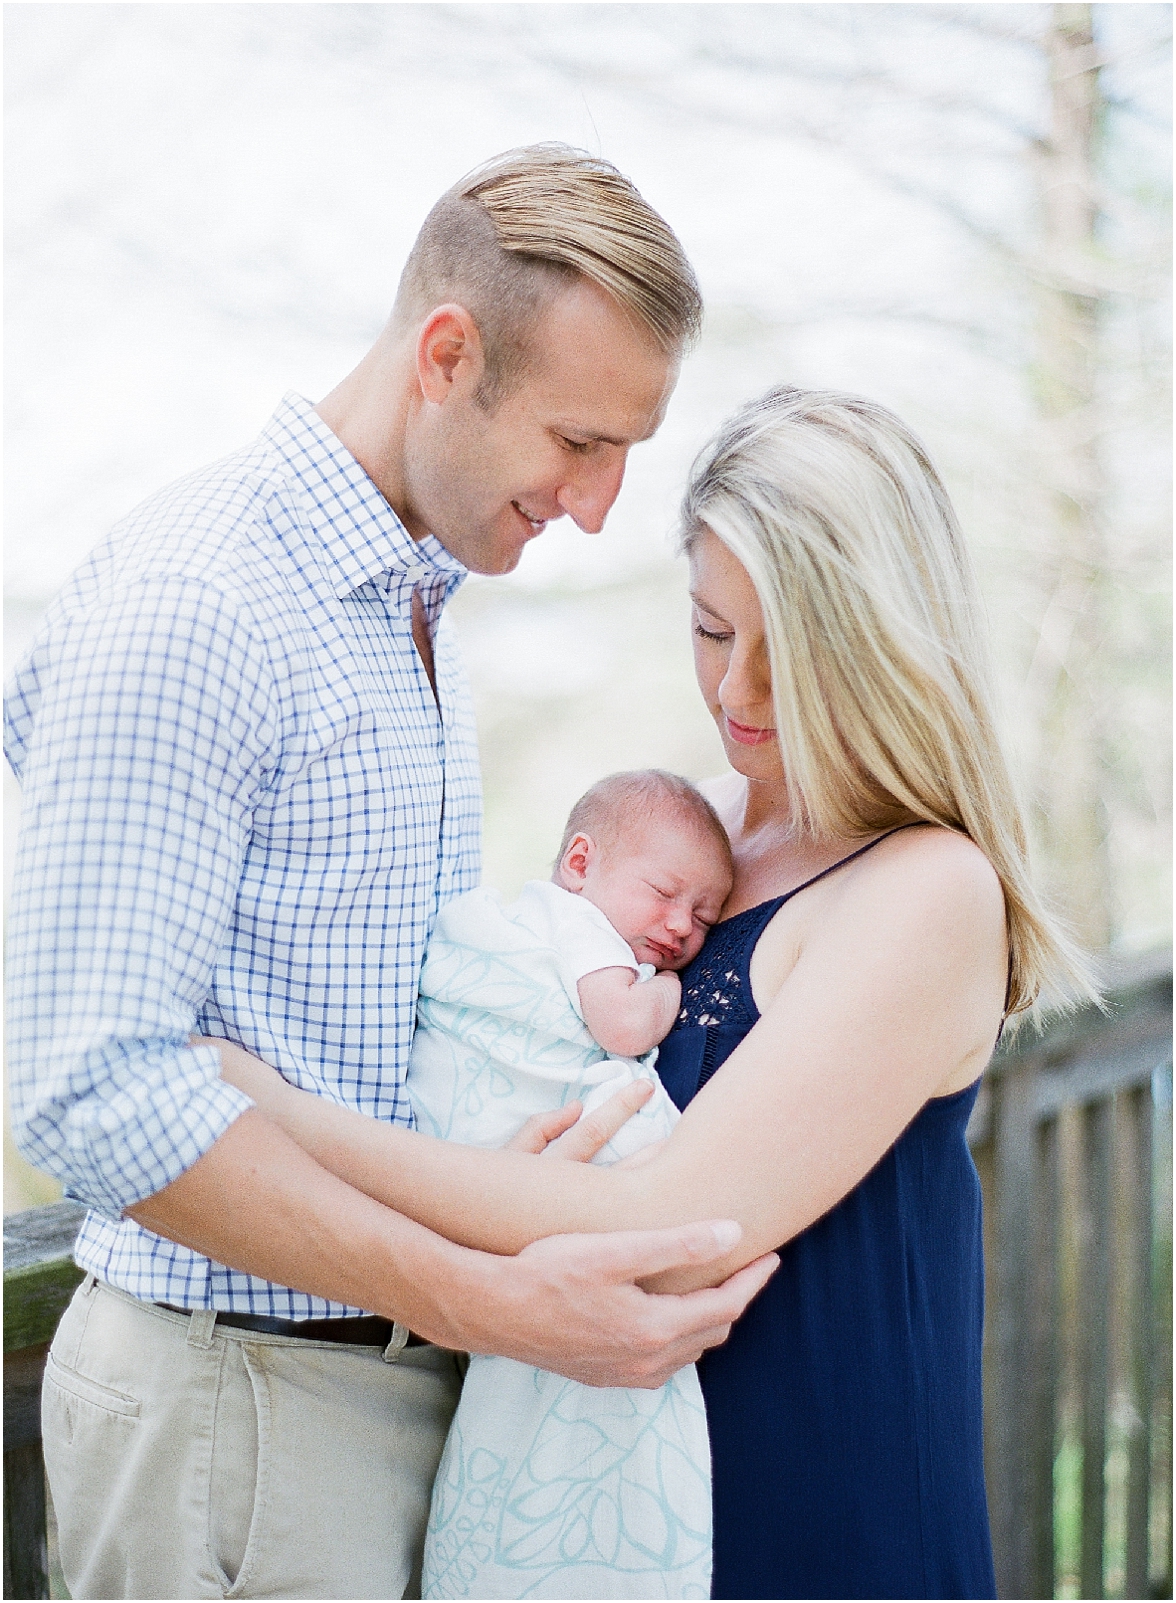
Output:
[5,574,280,1219]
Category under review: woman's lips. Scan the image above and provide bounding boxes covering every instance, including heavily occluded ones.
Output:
[725,714,776,747]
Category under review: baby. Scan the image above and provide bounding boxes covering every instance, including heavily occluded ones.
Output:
[409,770,733,1601]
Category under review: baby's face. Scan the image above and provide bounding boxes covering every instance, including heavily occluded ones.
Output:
[567,823,732,971]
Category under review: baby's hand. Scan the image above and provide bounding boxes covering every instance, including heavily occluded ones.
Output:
[577,966,681,1059]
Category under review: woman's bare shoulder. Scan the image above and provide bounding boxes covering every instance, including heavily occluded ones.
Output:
[820,824,1006,962]
[870,824,1002,902]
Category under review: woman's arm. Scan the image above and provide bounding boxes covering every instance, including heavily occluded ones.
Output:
[218,829,1006,1289]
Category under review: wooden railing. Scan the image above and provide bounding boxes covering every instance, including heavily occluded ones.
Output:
[4,955,1171,1600]
[970,951,1173,1600]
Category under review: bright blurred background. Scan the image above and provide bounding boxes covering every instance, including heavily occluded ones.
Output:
[5,3,1170,1211]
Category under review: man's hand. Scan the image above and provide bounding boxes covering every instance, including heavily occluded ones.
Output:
[449,1220,779,1389]
[187,1041,777,1385]
[128,1091,777,1388]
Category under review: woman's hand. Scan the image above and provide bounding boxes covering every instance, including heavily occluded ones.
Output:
[506,1079,656,1161]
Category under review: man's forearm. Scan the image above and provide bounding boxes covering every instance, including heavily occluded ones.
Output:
[131,1085,778,1389]
[125,1108,487,1345]
[215,1043,635,1258]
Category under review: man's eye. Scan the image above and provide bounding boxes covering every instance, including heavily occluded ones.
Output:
[561,436,591,454]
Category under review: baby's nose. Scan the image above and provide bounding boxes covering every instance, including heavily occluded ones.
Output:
[664,906,693,936]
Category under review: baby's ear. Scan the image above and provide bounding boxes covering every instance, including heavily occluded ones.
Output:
[556,832,597,892]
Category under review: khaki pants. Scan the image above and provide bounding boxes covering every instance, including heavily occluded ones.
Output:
[42,1278,464,1600]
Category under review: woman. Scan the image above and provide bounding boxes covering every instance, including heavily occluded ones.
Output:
[221,386,1094,1599]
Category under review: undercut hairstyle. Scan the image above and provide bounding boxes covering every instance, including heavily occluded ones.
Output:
[557,770,733,878]
[393,143,702,407]
[679,386,1098,1019]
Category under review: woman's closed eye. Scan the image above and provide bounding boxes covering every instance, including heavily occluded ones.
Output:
[691,601,734,644]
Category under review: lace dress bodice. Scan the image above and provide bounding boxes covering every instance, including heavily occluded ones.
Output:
[676,899,784,1028]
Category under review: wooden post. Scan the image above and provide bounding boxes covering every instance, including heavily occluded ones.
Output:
[1151,1063,1174,1600]
[977,955,1171,1598]
[1122,1081,1154,1599]
[1030,1114,1061,1598]
[988,1051,1040,1597]
[1078,1096,1113,1598]
[3,1200,88,1601]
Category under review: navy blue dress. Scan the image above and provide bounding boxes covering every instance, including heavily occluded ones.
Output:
[656,838,997,1601]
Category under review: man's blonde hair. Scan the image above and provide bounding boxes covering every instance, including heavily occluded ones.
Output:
[394,143,701,405]
[680,386,1096,1018]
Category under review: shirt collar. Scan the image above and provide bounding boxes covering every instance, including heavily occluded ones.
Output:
[261,392,467,600]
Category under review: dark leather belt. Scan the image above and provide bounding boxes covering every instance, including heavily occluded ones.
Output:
[159,1305,426,1346]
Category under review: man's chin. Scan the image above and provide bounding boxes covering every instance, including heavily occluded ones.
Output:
[469,545,527,577]
[429,529,528,577]
[472,529,539,576]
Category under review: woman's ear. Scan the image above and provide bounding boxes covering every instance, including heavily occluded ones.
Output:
[556,833,597,893]
[415,302,485,404]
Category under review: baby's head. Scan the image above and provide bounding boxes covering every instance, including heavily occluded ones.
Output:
[553,770,734,971]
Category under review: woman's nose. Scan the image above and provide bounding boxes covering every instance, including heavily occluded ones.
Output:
[719,641,772,714]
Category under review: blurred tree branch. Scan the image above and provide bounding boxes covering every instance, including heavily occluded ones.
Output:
[495,0,1169,950]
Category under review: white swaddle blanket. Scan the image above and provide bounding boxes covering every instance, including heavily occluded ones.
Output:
[409,880,712,1600]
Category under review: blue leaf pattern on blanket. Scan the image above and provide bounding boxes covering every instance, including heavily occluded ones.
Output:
[409,884,712,1598]
[424,1361,711,1600]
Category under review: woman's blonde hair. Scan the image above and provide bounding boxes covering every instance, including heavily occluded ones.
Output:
[679,385,1098,1018]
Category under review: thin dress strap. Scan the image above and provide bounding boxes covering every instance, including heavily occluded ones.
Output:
[769,821,925,909]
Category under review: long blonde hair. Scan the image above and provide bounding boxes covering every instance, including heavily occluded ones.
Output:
[680,386,1098,1017]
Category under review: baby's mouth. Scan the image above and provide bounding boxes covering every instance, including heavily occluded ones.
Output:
[645,938,680,967]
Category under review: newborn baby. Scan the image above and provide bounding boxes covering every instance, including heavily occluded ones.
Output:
[410,769,732,1601]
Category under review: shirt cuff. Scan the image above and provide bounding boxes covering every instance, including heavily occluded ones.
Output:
[66,1055,257,1223]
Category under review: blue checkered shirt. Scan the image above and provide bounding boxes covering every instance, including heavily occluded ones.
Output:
[5,394,482,1315]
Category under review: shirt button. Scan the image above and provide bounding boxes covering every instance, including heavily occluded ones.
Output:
[402,563,426,582]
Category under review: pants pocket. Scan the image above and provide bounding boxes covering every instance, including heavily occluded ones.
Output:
[42,1346,144,1599]
[43,1349,141,1438]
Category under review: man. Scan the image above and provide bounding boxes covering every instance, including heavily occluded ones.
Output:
[7,145,774,1599]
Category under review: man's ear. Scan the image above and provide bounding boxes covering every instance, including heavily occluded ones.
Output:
[416,303,485,404]
[556,833,597,893]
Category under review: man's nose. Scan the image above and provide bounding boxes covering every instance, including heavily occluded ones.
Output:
[556,451,628,534]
